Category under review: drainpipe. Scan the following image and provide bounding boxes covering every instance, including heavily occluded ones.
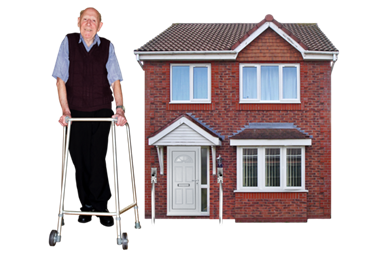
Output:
[331,54,339,72]
[216,156,223,224]
[151,168,157,224]
[136,54,144,70]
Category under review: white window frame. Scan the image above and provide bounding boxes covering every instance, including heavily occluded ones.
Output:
[235,146,306,192]
[170,63,211,103]
[239,63,300,103]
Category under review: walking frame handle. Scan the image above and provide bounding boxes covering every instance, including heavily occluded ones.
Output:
[64,116,120,124]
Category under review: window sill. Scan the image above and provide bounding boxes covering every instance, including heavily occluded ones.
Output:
[239,101,301,104]
[167,212,210,216]
[236,103,303,111]
[167,103,215,111]
[234,189,308,193]
[169,101,211,104]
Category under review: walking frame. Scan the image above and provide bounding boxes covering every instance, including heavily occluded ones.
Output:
[49,117,141,250]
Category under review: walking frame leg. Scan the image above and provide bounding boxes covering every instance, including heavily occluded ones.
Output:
[56,124,72,242]
[126,123,141,229]
[111,122,123,245]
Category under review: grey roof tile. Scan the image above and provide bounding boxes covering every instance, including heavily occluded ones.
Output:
[135,16,338,52]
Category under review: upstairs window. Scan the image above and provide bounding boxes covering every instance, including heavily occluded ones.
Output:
[240,64,300,103]
[170,64,211,103]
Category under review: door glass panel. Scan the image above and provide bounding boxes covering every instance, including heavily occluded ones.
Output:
[201,148,208,185]
[201,188,207,212]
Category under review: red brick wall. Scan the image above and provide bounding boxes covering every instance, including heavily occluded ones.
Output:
[235,193,308,222]
[143,29,331,221]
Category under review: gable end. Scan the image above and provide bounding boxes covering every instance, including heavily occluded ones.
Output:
[237,28,303,62]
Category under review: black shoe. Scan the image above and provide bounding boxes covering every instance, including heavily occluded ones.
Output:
[96,209,114,227]
[78,206,93,223]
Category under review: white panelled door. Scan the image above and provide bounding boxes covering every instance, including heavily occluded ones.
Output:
[172,150,196,210]
[168,146,207,216]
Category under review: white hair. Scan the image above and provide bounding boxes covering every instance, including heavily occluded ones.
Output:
[79,7,102,22]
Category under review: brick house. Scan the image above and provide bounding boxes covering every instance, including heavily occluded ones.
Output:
[134,15,338,222]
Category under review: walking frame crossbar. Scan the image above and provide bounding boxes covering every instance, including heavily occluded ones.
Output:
[51,117,141,249]
[67,118,118,122]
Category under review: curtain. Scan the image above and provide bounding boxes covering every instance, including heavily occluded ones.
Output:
[193,67,208,99]
[242,67,257,99]
[286,148,301,187]
[261,66,279,100]
[243,148,258,187]
[265,148,280,187]
[283,67,297,99]
[172,66,190,100]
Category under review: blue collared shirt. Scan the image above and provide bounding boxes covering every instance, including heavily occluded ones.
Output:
[52,34,123,85]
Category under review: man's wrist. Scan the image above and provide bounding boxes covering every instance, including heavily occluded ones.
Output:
[116,105,126,111]
[115,108,125,115]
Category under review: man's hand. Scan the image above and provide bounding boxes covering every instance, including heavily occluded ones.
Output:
[111,80,126,126]
[59,113,71,126]
[112,109,127,126]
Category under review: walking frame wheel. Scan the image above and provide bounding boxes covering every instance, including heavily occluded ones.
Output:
[122,232,128,250]
[49,230,58,246]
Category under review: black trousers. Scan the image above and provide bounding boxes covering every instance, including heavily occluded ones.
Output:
[69,109,114,211]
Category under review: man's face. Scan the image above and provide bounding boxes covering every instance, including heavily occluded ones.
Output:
[78,8,103,41]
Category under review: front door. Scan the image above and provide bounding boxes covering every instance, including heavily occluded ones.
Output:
[172,150,196,210]
[168,147,200,215]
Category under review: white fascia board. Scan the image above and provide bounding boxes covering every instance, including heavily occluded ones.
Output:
[148,117,221,146]
[303,51,339,60]
[230,139,312,146]
[135,51,237,61]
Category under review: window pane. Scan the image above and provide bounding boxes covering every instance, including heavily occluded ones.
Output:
[193,67,208,99]
[172,66,189,100]
[201,188,207,212]
[201,148,208,185]
[261,66,279,100]
[265,148,280,187]
[242,67,257,99]
[287,148,302,187]
[283,67,297,99]
[242,148,258,187]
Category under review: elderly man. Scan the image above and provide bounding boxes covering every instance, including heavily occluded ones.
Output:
[52,7,126,227]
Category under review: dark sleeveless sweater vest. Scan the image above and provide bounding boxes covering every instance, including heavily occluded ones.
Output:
[66,33,113,112]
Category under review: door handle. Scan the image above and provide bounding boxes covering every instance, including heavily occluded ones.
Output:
[192,179,199,184]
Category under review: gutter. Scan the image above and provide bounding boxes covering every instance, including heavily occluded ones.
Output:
[135,50,338,61]
[134,50,238,61]
[331,53,338,73]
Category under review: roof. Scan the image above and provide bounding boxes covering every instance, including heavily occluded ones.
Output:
[230,123,311,140]
[230,128,310,140]
[148,114,223,146]
[135,15,338,53]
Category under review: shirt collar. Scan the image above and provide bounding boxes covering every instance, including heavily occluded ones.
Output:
[78,34,101,48]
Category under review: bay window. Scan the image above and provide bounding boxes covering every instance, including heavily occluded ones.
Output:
[237,146,306,191]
